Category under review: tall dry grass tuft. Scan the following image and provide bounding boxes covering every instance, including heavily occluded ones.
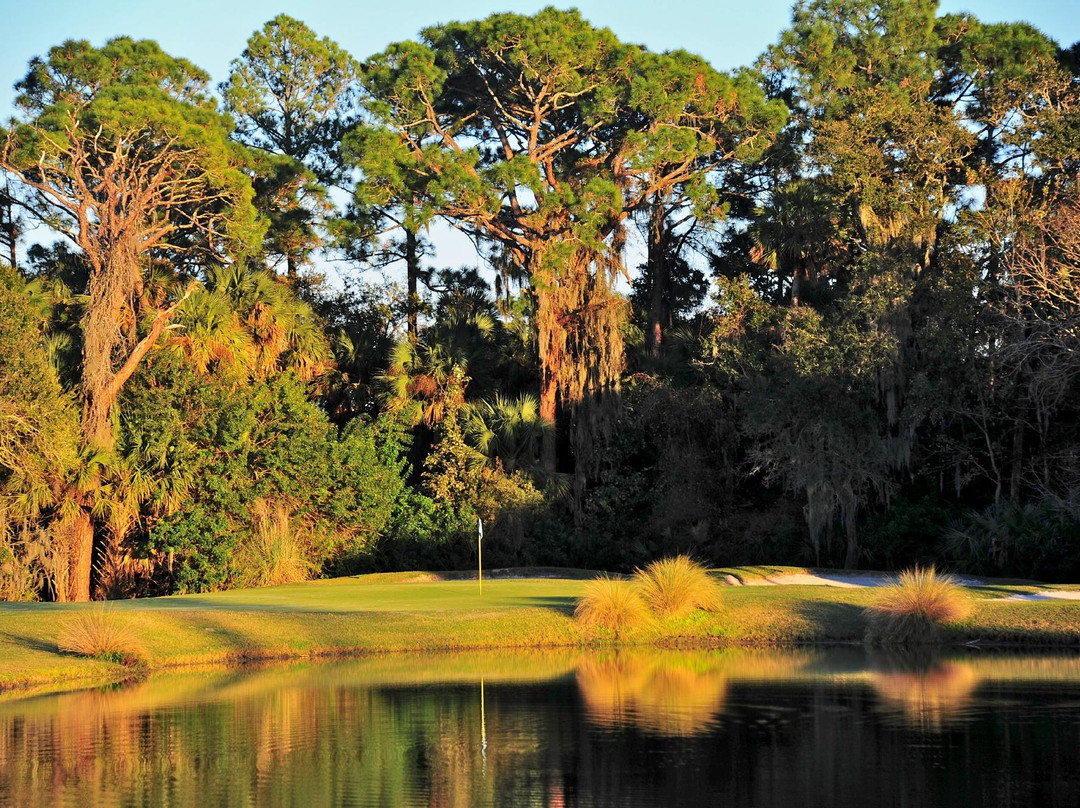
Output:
[634,555,722,619]
[57,605,142,663]
[239,500,315,588]
[574,576,651,637]
[864,567,971,645]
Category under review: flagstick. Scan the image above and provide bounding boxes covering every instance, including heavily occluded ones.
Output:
[478,517,483,597]
[480,675,487,773]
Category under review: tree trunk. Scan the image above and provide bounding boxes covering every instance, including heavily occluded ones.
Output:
[540,367,558,473]
[844,527,859,570]
[67,508,94,603]
[0,187,17,271]
[842,492,859,570]
[646,202,668,357]
[405,226,420,341]
[1010,415,1025,502]
[82,246,187,449]
[81,247,135,450]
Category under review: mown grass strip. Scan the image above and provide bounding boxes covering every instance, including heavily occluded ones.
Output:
[2,571,1080,695]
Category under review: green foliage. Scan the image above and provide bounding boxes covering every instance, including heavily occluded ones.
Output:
[124,358,404,592]
[315,279,403,421]
[0,530,44,601]
[0,282,80,513]
[471,469,551,565]
[223,14,360,182]
[169,263,332,380]
[702,263,905,568]
[465,394,552,476]
[3,6,1080,596]
[373,489,478,572]
[860,498,958,570]
[946,502,1080,583]
[577,376,734,569]
[223,15,359,276]
[362,7,785,481]
[4,36,262,261]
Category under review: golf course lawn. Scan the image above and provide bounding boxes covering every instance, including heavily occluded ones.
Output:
[3,568,1080,696]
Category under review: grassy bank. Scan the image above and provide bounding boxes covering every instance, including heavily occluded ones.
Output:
[3,568,1080,695]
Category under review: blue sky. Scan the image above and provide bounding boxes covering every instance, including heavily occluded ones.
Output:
[4,0,1079,116]
[3,1,1078,277]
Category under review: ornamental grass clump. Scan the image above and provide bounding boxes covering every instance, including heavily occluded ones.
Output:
[57,605,143,664]
[634,555,722,620]
[574,575,651,637]
[238,500,316,588]
[864,567,971,646]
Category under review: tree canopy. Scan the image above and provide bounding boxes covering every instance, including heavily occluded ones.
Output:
[3,3,1080,600]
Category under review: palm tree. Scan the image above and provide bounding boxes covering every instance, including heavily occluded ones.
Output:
[750,179,843,306]
[167,264,332,380]
[169,289,256,374]
[379,339,468,429]
[465,393,553,475]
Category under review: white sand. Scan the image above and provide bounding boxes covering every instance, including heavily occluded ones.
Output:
[747,572,892,588]
[1003,590,1080,601]
[735,571,1080,602]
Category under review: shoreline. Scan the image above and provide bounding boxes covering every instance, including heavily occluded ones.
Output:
[2,569,1080,699]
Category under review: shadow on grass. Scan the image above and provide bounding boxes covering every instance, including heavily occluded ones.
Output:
[160,611,303,658]
[0,631,58,654]
[790,599,866,641]
[134,598,315,613]
[505,595,577,615]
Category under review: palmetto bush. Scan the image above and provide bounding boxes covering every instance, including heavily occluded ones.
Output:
[945,500,1080,582]
[864,567,971,645]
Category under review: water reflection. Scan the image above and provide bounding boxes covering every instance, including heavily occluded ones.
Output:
[575,649,820,736]
[867,652,980,729]
[3,647,1080,807]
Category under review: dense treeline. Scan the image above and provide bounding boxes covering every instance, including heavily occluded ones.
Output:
[2,1,1079,600]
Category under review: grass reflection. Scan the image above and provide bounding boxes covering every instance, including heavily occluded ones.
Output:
[577,652,728,736]
[866,650,1080,730]
[576,648,817,737]
[867,654,980,729]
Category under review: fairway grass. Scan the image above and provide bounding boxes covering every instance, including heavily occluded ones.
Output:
[3,569,1080,695]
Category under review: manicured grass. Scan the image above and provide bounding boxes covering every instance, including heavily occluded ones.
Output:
[3,570,1080,695]
[0,576,586,692]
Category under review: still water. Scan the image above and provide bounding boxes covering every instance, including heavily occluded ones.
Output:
[2,647,1080,807]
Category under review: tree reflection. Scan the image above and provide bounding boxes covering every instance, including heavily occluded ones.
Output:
[2,649,1080,807]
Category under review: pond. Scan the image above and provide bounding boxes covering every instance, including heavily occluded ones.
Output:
[2,647,1080,807]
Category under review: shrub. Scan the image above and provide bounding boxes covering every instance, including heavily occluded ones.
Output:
[864,566,971,645]
[945,501,1080,582]
[634,555,722,619]
[574,576,651,637]
[0,530,42,602]
[57,605,142,663]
